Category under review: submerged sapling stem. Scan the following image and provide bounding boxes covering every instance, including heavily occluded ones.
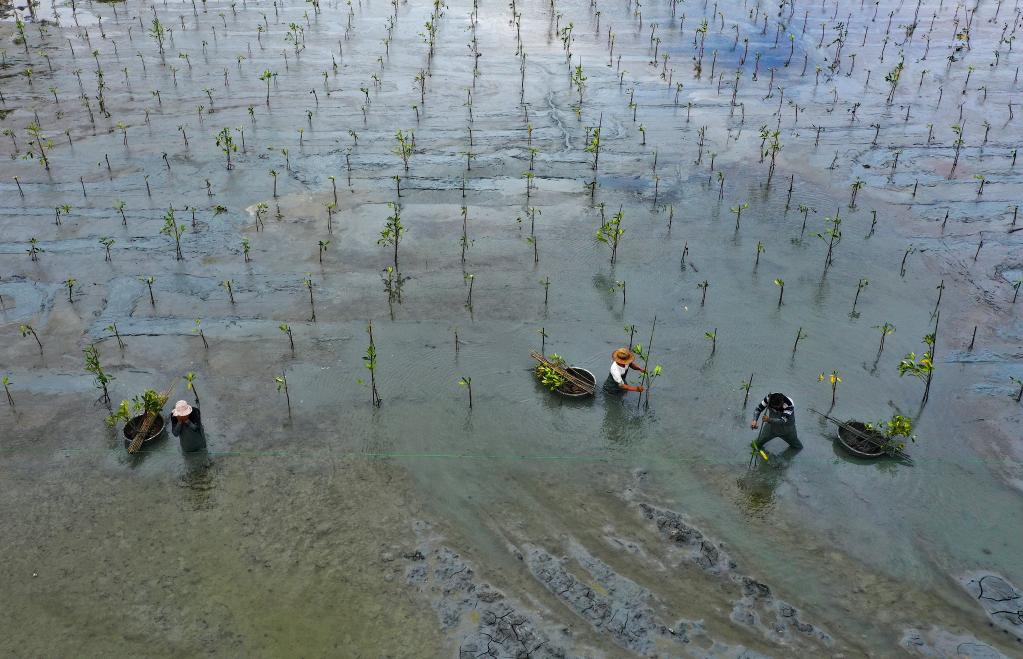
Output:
[792,327,807,354]
[457,376,473,409]
[698,280,709,306]
[275,372,291,416]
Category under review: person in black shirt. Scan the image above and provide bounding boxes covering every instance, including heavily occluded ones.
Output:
[170,399,207,452]
[750,393,802,452]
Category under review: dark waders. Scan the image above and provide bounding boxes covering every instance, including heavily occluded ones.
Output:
[755,411,802,451]
[604,373,626,395]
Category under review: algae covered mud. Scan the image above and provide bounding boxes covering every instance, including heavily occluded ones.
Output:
[1,0,1022,653]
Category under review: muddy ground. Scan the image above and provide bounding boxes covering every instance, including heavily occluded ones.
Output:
[1,0,1021,655]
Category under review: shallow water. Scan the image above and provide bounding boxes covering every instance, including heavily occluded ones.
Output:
[1,0,1021,654]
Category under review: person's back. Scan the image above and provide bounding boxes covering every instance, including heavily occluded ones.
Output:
[750,393,801,451]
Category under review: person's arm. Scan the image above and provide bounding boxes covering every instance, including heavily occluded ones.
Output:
[628,362,646,373]
[611,365,644,392]
[751,396,768,428]
[170,415,182,437]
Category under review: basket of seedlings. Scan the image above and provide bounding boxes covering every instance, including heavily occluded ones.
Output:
[812,409,915,462]
[106,388,172,452]
[531,352,596,398]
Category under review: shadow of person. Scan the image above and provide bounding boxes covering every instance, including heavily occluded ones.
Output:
[180,450,217,510]
[735,446,800,520]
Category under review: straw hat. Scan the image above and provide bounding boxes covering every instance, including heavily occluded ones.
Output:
[172,400,193,417]
[612,348,635,366]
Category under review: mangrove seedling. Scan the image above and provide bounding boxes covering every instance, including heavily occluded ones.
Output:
[242,237,251,262]
[774,279,785,306]
[698,280,709,306]
[260,69,274,105]
[279,323,294,351]
[215,127,237,169]
[83,344,114,404]
[705,328,717,355]
[458,376,473,409]
[816,214,843,272]
[792,327,807,354]
[540,276,551,312]
[730,201,749,230]
[304,275,316,321]
[1012,279,1021,304]
[184,372,200,404]
[900,245,915,276]
[194,319,209,350]
[464,273,475,308]
[754,241,765,268]
[360,322,381,406]
[221,279,235,304]
[851,278,869,316]
[20,324,42,353]
[100,237,115,261]
[898,337,934,402]
[874,322,896,354]
[741,372,755,407]
[65,277,77,303]
[378,202,406,270]
[106,323,125,350]
[274,372,291,416]
[595,207,624,264]
[27,238,44,261]
[849,177,865,208]
[140,276,156,306]
[2,375,12,407]
[160,208,186,260]
[318,240,330,263]
[818,370,842,407]
[393,130,413,171]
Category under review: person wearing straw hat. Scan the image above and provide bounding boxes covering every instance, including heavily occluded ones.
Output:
[170,399,207,452]
[605,348,646,394]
